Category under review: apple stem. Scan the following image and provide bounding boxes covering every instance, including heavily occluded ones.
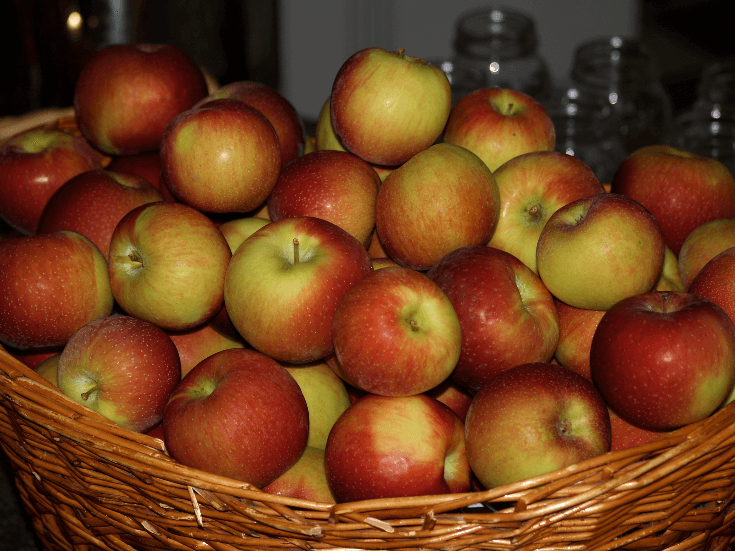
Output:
[293,238,300,265]
[506,103,515,115]
[80,386,97,401]
[398,48,405,58]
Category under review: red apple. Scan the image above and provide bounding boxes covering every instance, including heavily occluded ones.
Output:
[57,315,181,433]
[678,218,735,289]
[487,150,605,273]
[688,247,735,325]
[224,216,373,364]
[330,47,452,166]
[536,193,666,310]
[6,345,63,370]
[324,393,471,502]
[0,128,103,234]
[608,408,670,452]
[106,151,178,202]
[331,266,461,396]
[267,150,381,246]
[427,245,559,391]
[108,202,232,331]
[37,169,164,257]
[74,43,209,155]
[465,362,611,489]
[427,380,473,421]
[442,87,556,172]
[0,231,114,349]
[262,446,335,503]
[590,291,735,431]
[610,145,735,256]
[166,321,246,378]
[160,98,281,214]
[553,299,606,381]
[163,348,309,488]
[375,143,500,271]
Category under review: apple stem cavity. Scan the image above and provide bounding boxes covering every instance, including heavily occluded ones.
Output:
[557,418,573,437]
[293,238,300,265]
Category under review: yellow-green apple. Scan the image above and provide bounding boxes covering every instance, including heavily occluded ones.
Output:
[106,151,177,202]
[194,80,305,168]
[0,231,114,349]
[330,47,452,167]
[427,380,473,421]
[371,256,400,270]
[283,360,352,450]
[688,247,735,325]
[262,446,335,503]
[73,43,209,155]
[487,150,605,273]
[37,169,164,257]
[0,128,103,234]
[655,245,686,292]
[590,291,735,431]
[553,299,605,381]
[536,193,666,310]
[324,394,470,502]
[34,353,60,387]
[610,145,735,255]
[442,87,556,172]
[267,150,381,246]
[331,266,461,396]
[166,321,246,378]
[465,362,611,489]
[224,216,372,364]
[108,202,232,331]
[375,143,500,271]
[608,408,670,452]
[427,245,559,391]
[678,218,735,289]
[162,348,309,487]
[159,98,281,213]
[57,315,181,432]
[218,216,270,254]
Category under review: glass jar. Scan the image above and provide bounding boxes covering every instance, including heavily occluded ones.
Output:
[450,6,553,102]
[569,36,673,156]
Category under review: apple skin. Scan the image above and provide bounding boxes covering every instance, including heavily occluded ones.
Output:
[678,218,735,289]
[465,362,612,490]
[688,247,735,326]
[0,231,114,349]
[590,291,735,431]
[427,380,473,421]
[166,321,246,378]
[655,245,686,293]
[427,245,560,392]
[0,128,103,234]
[536,193,666,311]
[442,87,556,172]
[73,43,209,155]
[487,150,605,273]
[262,446,335,503]
[553,299,606,381]
[324,393,471,503]
[267,150,381,247]
[163,348,309,488]
[217,216,270,254]
[610,145,735,256]
[330,47,452,167]
[6,345,63,370]
[106,152,178,202]
[195,81,305,168]
[108,202,232,331]
[36,169,164,257]
[331,266,462,397]
[224,216,373,364]
[34,353,61,387]
[375,143,500,271]
[608,408,670,452]
[57,315,181,433]
[160,98,281,214]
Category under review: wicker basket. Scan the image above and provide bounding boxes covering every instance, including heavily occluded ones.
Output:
[2,115,735,551]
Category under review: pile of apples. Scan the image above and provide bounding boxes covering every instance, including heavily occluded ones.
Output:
[2,42,735,505]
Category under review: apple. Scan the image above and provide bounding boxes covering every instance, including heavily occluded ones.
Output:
[283,360,352,450]
[106,151,178,202]
[0,231,114,349]
[267,150,381,246]
[590,291,735,431]
[536,193,666,311]
[367,230,389,259]
[330,47,452,166]
[34,352,61,387]
[371,256,400,270]
[427,245,559,391]
[166,321,246,378]
[427,380,473,421]
[195,81,305,168]
[608,408,670,453]
[262,446,335,504]
[655,244,686,293]
[73,43,209,155]
[610,145,735,256]
[108,202,232,331]
[375,143,500,271]
[465,362,612,489]
[331,266,461,396]
[486,150,606,273]
[678,218,735,289]
[688,247,735,325]
[57,315,181,433]
[553,299,606,381]
[324,393,471,502]
[6,345,63,370]
[224,216,372,364]
[442,87,556,172]
[217,216,270,254]
[0,127,103,234]
[36,169,164,257]
[160,98,281,214]
[163,348,309,488]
